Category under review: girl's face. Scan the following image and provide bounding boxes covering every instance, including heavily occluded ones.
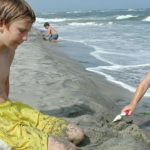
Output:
[0,18,33,50]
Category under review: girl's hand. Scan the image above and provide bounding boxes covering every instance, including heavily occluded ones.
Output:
[121,104,136,116]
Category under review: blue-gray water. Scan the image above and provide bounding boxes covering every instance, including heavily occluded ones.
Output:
[34,8,150,96]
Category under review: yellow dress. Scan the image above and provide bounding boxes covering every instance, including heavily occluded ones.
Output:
[0,100,68,150]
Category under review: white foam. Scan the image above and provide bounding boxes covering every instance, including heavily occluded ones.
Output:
[36,17,68,23]
[69,22,102,26]
[116,15,138,20]
[90,51,115,65]
[143,16,150,22]
[66,11,82,14]
[108,22,113,25]
[95,63,150,71]
[127,9,137,12]
[86,67,150,97]
[89,46,132,56]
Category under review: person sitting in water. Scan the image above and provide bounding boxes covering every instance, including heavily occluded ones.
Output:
[43,22,59,41]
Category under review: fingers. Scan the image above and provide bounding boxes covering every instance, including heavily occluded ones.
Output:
[121,105,134,116]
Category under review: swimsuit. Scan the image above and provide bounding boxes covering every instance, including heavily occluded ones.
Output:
[0,100,68,150]
[48,34,59,41]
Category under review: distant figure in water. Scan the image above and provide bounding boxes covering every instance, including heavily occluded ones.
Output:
[43,22,59,41]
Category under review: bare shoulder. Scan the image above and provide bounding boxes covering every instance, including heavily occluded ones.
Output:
[48,26,55,30]
[0,49,11,79]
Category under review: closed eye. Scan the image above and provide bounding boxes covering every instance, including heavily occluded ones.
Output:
[19,28,29,34]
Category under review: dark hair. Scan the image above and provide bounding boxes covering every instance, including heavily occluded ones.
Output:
[44,22,50,27]
[0,0,36,24]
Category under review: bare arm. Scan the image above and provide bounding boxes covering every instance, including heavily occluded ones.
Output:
[4,49,15,99]
[122,71,150,115]
[0,78,9,102]
[0,49,15,103]
[6,75,9,97]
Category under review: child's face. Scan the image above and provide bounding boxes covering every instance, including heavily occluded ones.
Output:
[44,25,49,29]
[1,18,33,50]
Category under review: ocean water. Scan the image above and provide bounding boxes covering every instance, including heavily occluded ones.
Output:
[34,8,150,97]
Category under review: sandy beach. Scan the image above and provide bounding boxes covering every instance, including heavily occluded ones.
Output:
[5,28,150,149]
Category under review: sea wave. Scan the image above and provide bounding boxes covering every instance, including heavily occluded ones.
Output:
[86,67,150,97]
[93,63,150,71]
[116,14,138,20]
[69,22,103,26]
[86,67,136,93]
[36,17,69,23]
[127,9,137,12]
[142,16,150,22]
[66,11,83,14]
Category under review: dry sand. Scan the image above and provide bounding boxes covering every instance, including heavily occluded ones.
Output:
[2,28,149,149]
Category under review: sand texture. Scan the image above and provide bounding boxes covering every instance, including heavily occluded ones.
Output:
[0,29,148,150]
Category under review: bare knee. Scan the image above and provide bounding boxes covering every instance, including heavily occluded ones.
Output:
[48,136,65,150]
[48,136,77,150]
[66,123,84,145]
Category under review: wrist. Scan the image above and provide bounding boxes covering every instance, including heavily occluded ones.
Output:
[130,101,137,108]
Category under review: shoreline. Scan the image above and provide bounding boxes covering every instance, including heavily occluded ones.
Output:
[48,31,150,128]
[8,28,150,149]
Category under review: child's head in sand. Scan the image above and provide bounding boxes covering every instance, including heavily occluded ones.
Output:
[0,0,36,50]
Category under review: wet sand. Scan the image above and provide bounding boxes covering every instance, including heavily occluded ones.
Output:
[4,28,150,149]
